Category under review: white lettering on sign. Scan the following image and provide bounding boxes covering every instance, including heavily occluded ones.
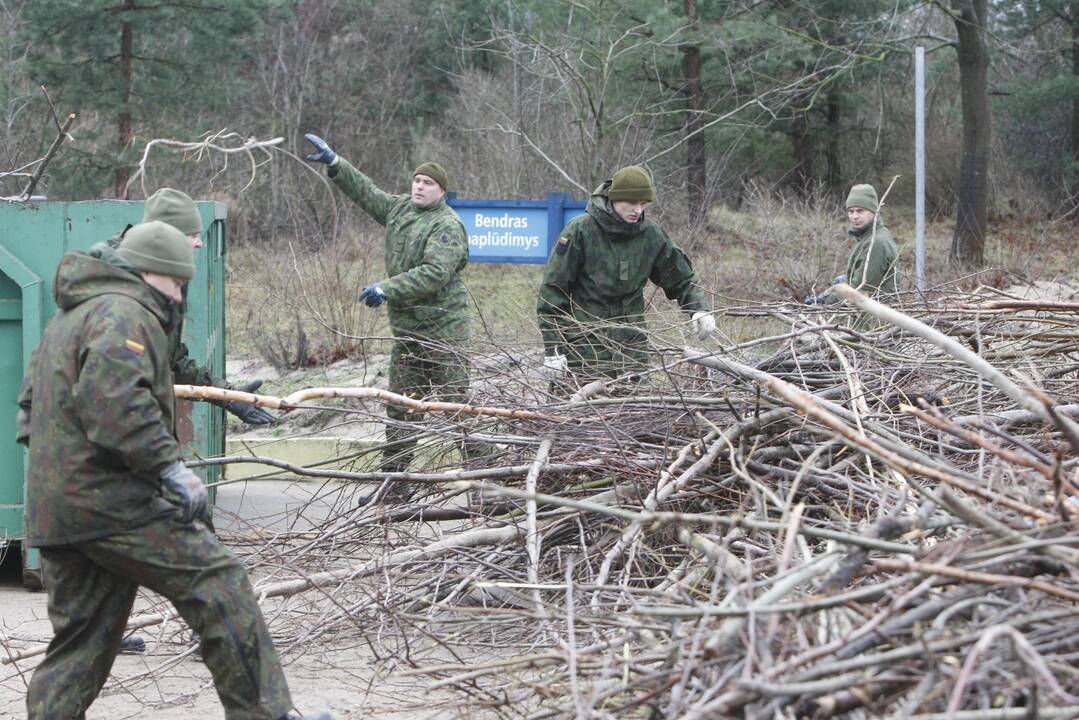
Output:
[469,231,541,251]
[473,212,530,229]
[468,211,541,252]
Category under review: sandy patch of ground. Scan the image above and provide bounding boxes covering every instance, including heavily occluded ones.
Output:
[1000,280,1079,302]
[0,479,496,719]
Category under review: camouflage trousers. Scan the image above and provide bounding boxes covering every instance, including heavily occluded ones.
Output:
[551,330,651,398]
[384,337,471,478]
[27,518,292,720]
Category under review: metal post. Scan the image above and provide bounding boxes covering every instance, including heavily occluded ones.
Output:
[915,46,926,292]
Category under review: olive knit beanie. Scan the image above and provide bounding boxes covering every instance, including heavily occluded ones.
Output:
[143,188,203,235]
[118,221,195,280]
[845,184,879,213]
[413,162,451,191]
[608,165,656,203]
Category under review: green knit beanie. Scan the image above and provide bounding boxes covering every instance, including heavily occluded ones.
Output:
[608,165,656,203]
[845,184,879,213]
[413,162,451,191]
[118,221,195,280]
[143,188,203,235]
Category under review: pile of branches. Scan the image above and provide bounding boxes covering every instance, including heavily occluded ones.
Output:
[10,284,1079,718]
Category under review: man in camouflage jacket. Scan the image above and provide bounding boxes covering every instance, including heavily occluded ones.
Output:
[16,222,326,720]
[537,165,714,386]
[305,134,471,485]
[103,188,273,424]
[812,183,899,305]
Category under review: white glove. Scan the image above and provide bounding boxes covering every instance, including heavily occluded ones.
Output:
[690,312,716,341]
[543,353,569,379]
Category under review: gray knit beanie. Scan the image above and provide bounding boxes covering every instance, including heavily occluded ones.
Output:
[118,221,195,280]
[143,188,203,235]
[845,184,879,213]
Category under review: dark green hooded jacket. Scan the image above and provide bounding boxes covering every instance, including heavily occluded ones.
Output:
[537,181,707,369]
[330,159,471,342]
[16,251,182,546]
[820,222,899,304]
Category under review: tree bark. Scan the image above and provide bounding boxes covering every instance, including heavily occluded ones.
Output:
[789,95,812,197]
[115,0,135,198]
[949,0,990,267]
[1071,2,1078,211]
[825,90,841,195]
[683,0,707,223]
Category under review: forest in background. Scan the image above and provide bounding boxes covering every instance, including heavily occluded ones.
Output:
[1,0,1077,268]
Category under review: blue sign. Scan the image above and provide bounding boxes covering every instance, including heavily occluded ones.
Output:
[449,192,586,264]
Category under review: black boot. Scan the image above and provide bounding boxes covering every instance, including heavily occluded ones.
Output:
[279,712,333,720]
[118,635,146,654]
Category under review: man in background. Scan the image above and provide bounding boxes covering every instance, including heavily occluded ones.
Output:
[808,183,899,305]
[108,188,274,425]
[304,134,472,496]
[537,165,715,389]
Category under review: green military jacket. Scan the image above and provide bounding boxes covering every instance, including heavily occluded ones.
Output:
[537,182,708,368]
[100,234,225,387]
[821,222,899,304]
[16,252,181,546]
[330,159,471,342]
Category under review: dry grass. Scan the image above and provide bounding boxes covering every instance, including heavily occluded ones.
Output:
[226,195,1079,369]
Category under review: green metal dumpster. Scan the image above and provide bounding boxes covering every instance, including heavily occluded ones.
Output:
[0,200,226,584]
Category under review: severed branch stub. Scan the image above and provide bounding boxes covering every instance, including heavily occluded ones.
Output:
[20,112,76,201]
[173,383,573,424]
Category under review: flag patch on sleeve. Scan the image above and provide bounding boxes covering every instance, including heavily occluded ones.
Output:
[555,235,570,256]
[125,339,145,355]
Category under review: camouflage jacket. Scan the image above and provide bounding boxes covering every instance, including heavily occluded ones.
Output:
[820,222,899,304]
[330,159,471,342]
[17,251,182,546]
[537,182,708,364]
[102,233,225,387]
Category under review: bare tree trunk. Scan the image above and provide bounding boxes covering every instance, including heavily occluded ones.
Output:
[949,0,990,267]
[682,0,707,223]
[789,97,812,197]
[1071,3,1078,212]
[825,91,841,195]
[115,0,134,198]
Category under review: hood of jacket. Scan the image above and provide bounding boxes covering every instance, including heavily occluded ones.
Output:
[54,250,174,327]
[586,180,650,239]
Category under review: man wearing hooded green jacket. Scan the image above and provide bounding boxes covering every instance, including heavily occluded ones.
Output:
[537,165,715,386]
[109,188,273,424]
[304,134,472,486]
[16,222,329,720]
[810,183,899,305]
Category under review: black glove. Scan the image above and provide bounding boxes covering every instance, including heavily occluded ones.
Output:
[358,284,386,308]
[225,379,275,425]
[160,460,207,524]
[803,293,820,306]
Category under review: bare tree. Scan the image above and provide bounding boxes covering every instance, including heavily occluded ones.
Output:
[682,0,707,223]
[944,0,991,266]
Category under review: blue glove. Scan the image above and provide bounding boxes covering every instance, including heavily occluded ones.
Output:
[359,284,386,308]
[304,133,338,165]
[803,294,819,306]
[831,274,847,286]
